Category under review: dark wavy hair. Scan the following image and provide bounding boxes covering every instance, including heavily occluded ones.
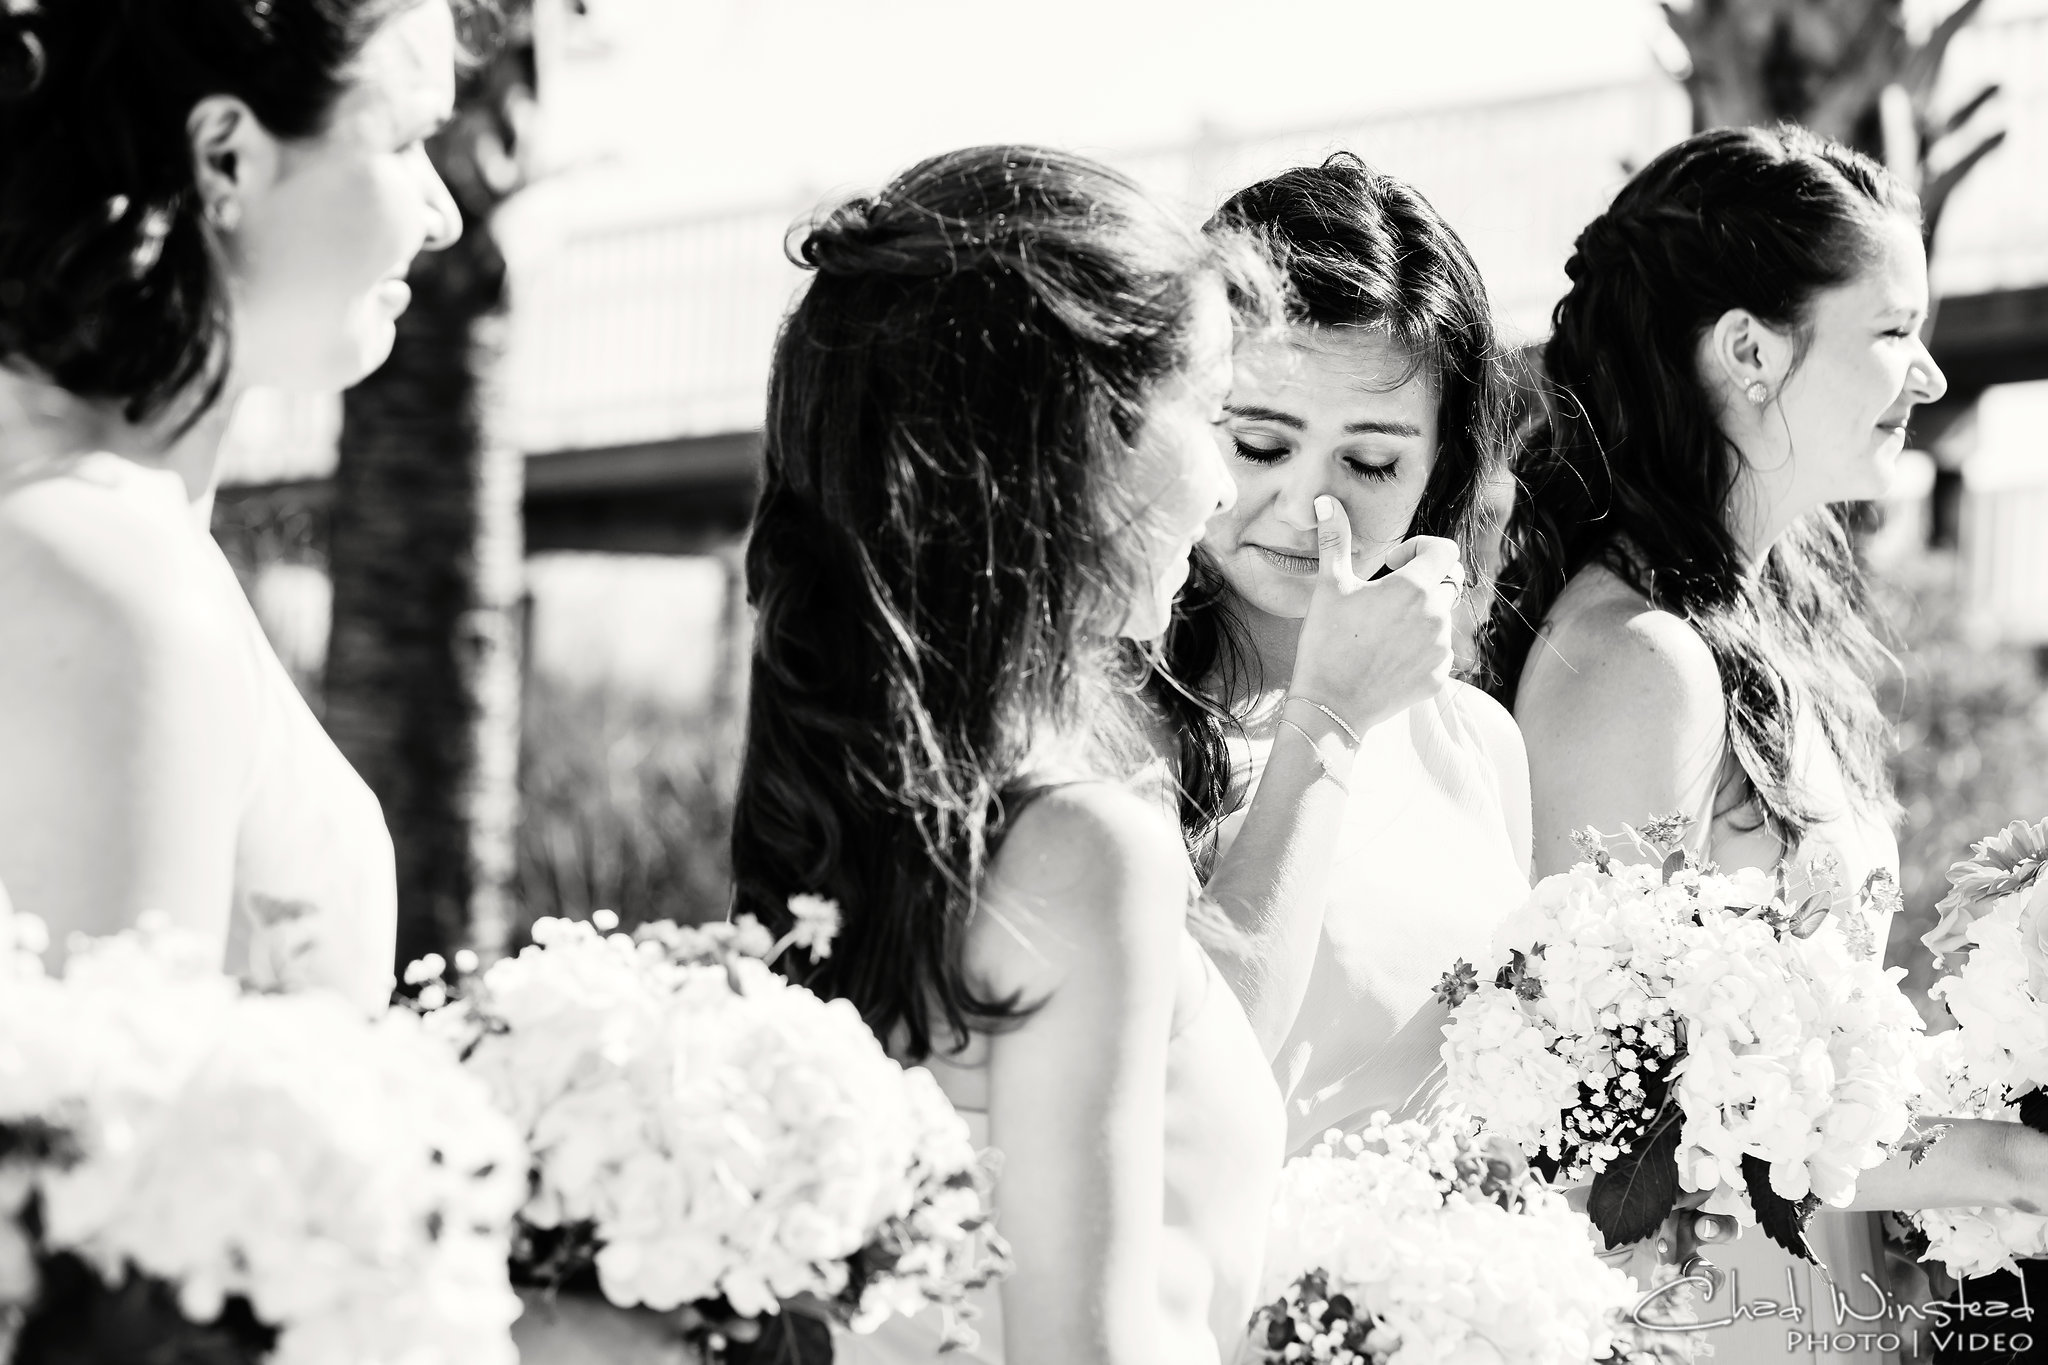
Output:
[1481,124,1913,848]
[1150,152,1514,860]
[0,0,492,426]
[731,146,1264,1061]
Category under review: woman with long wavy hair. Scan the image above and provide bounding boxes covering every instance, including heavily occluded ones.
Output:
[729,146,1283,1365]
[1148,154,1515,1156]
[1484,124,2048,1360]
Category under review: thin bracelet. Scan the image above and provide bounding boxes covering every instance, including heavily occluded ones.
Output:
[1285,694,1361,747]
[1276,715,1350,794]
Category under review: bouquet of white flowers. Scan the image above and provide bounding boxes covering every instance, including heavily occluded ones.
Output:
[1248,1112,1645,1365]
[416,902,1007,1364]
[0,909,526,1365]
[1437,819,1923,1260]
[1904,818,2048,1277]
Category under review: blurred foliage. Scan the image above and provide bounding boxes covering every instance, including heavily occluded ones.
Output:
[1876,549,2048,1029]
[514,675,737,942]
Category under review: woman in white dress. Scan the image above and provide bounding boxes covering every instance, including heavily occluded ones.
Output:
[1486,125,2048,1364]
[1150,155,1527,1154]
[0,0,467,1007]
[729,147,1285,1365]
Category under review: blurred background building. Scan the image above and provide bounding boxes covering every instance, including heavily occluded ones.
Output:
[210,0,2048,1004]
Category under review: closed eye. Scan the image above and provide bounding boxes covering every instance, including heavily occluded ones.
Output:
[1345,455,1398,482]
[1231,437,1288,465]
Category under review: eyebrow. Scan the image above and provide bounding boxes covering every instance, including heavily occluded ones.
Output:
[1224,403,1303,429]
[1223,404,1424,439]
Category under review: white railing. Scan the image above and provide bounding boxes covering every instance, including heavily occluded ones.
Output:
[494,77,1691,454]
[493,4,2048,457]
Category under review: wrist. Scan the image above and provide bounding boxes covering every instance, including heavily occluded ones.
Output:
[1282,694,1363,750]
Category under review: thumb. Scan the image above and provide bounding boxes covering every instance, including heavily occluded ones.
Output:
[1315,496,1358,590]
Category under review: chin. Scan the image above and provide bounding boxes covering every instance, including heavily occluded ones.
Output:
[1225,566,1312,622]
[1843,446,1902,501]
[344,321,402,386]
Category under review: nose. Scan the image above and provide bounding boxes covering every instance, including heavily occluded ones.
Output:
[1908,339,1948,406]
[420,159,463,253]
[1273,453,1339,532]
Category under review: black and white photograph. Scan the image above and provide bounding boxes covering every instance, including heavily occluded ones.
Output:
[3,2,2048,1364]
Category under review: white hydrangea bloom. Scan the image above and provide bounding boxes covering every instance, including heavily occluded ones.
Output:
[1441,840,1922,1224]
[0,916,525,1365]
[434,913,1002,1338]
[1254,1114,1637,1365]
[1908,823,2048,1276]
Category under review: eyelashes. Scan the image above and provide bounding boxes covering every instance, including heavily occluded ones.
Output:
[1229,438,1397,482]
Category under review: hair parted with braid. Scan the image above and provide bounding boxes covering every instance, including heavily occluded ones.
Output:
[732,146,1274,1061]
[1480,124,1912,849]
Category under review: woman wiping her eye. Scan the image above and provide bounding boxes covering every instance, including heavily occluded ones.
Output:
[1148,152,1528,1156]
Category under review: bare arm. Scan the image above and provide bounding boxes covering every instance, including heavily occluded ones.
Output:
[1846,1118,2048,1213]
[1205,501,1461,1056]
[0,490,253,958]
[972,784,1222,1365]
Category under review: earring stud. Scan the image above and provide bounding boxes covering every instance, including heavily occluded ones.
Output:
[1744,380,1770,405]
[208,198,241,233]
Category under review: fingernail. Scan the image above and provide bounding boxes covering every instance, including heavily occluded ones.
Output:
[1314,495,1335,521]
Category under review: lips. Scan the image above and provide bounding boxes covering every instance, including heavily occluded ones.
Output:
[1250,544,1318,576]
[374,278,413,313]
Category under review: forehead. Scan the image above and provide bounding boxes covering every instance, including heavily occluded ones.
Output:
[330,0,458,129]
[1232,326,1435,417]
[1814,213,1928,321]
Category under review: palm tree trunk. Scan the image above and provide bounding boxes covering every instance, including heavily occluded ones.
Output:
[325,224,525,972]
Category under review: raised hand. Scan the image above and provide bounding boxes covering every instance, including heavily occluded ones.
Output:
[1290,495,1461,736]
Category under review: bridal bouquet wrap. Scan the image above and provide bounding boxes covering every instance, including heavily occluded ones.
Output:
[0,908,526,1365]
[1437,818,1924,1259]
[415,903,1007,1364]
[1904,818,2048,1277]
[1248,1111,1643,1365]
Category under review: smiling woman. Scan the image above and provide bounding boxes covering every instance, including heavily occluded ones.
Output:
[1482,124,2048,1365]
[0,0,482,1007]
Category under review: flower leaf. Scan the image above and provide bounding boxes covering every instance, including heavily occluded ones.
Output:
[1740,1153,1820,1263]
[2017,1088,2048,1137]
[1660,848,1687,885]
[1787,896,1832,940]
[717,1303,835,1365]
[1586,1102,1683,1249]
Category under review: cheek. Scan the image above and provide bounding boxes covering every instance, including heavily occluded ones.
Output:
[1343,474,1430,545]
[265,155,416,293]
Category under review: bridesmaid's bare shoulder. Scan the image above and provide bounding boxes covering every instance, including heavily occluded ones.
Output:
[967,780,1190,1006]
[1515,565,1724,742]
[0,457,224,635]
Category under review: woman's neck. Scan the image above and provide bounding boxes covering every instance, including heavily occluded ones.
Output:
[1219,601,1305,715]
[0,366,237,522]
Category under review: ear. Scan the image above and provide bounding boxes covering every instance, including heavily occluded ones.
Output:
[1702,308,1796,405]
[187,95,282,219]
